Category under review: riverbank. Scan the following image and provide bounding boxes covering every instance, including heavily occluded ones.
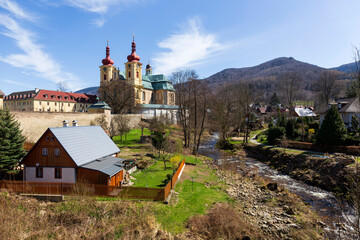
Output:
[244,144,356,197]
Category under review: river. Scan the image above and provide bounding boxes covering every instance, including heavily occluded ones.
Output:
[198,133,356,239]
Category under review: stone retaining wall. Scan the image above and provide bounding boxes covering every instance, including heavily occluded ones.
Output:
[12,111,142,142]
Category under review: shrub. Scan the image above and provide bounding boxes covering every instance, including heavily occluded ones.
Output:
[267,126,285,144]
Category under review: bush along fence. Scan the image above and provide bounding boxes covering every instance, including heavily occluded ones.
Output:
[0,159,186,201]
[279,141,360,155]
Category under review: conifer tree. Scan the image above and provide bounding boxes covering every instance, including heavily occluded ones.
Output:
[270,92,280,106]
[316,105,347,145]
[0,109,25,178]
[351,115,359,133]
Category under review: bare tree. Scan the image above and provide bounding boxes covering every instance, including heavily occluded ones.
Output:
[189,79,211,154]
[212,84,234,141]
[93,114,109,131]
[170,69,196,148]
[56,81,69,92]
[313,71,341,107]
[113,114,130,141]
[236,82,259,143]
[278,72,301,112]
[99,81,135,114]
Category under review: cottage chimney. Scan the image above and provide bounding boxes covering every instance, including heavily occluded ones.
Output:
[72,120,78,127]
[63,120,69,127]
[35,88,40,93]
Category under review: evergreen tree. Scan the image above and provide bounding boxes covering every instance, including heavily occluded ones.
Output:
[316,106,347,145]
[277,113,287,128]
[351,115,359,133]
[0,109,25,178]
[270,92,280,106]
[285,119,295,139]
[346,80,360,98]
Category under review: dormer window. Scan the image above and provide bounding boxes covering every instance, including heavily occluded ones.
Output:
[44,94,48,98]
[51,95,55,99]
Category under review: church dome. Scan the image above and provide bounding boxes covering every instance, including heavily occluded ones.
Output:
[127,39,140,62]
[102,43,114,66]
[146,63,151,69]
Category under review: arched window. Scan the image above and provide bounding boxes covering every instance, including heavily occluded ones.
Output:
[142,91,145,101]
[113,72,116,79]
[128,71,131,78]
[136,71,139,78]
[136,90,139,98]
[104,74,106,81]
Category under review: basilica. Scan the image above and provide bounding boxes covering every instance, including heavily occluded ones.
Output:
[99,38,178,122]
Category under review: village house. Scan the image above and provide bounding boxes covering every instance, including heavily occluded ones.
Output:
[21,123,127,186]
[0,89,4,109]
[291,107,316,118]
[319,98,360,128]
[3,89,97,112]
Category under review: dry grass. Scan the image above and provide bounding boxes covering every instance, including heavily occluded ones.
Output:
[0,191,171,240]
[186,203,263,240]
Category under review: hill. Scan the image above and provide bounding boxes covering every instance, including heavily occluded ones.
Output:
[331,62,357,74]
[75,86,99,95]
[203,57,350,100]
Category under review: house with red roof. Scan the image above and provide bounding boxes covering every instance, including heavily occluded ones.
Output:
[3,88,97,112]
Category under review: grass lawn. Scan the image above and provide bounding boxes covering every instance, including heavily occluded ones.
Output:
[184,155,201,165]
[152,159,229,234]
[113,128,151,147]
[131,160,176,188]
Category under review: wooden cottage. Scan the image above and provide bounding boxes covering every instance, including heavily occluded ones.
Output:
[21,124,125,186]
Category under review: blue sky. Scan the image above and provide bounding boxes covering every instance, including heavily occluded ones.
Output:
[1,0,360,94]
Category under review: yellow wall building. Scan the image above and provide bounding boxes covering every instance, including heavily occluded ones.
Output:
[99,39,176,107]
[0,90,4,109]
[3,89,97,112]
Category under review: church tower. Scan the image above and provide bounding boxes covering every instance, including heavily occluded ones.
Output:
[146,61,152,75]
[99,41,116,86]
[125,36,143,103]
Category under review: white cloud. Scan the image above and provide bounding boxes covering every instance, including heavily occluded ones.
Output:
[0,14,83,90]
[62,0,138,27]
[0,0,36,21]
[153,17,227,75]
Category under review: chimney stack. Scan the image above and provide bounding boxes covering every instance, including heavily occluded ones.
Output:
[63,120,69,127]
[35,88,39,93]
[72,120,78,127]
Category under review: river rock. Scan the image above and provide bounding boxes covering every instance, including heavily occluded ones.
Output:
[267,182,278,191]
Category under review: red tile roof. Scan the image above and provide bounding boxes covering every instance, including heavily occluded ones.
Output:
[4,89,97,103]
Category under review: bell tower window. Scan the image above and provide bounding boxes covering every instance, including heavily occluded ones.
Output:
[104,74,106,81]
[128,71,131,78]
[136,71,139,78]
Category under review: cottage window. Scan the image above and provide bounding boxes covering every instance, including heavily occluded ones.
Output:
[51,137,55,141]
[36,167,43,178]
[42,148,48,156]
[39,101,42,105]
[54,148,60,156]
[46,136,49,141]
[54,168,62,179]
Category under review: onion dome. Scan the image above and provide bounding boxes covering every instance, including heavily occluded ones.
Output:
[102,41,114,66]
[127,36,140,62]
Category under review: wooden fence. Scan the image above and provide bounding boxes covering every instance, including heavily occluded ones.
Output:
[0,159,186,201]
